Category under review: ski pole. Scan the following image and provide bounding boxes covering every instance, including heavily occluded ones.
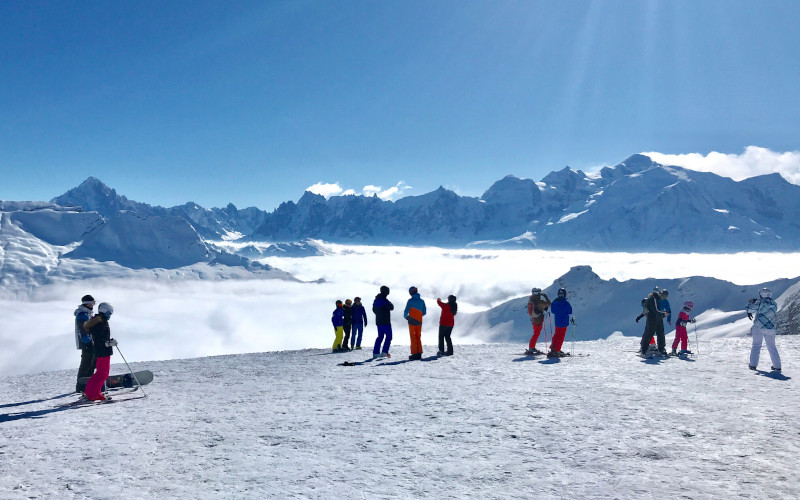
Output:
[115,345,147,397]
[571,318,576,356]
[544,312,550,353]
[694,322,699,356]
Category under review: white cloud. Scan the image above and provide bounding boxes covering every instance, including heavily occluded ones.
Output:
[305,182,344,198]
[642,146,800,185]
[308,182,412,201]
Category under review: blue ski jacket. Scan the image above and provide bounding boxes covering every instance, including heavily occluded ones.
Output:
[331,307,344,327]
[404,293,427,325]
[352,304,368,326]
[550,297,573,328]
[659,299,672,324]
[746,297,778,329]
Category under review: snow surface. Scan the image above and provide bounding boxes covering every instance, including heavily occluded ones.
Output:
[1,338,798,499]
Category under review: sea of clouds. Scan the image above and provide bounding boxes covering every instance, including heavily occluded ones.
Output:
[3,245,800,377]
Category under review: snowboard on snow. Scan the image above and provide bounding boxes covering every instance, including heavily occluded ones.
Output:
[76,370,154,392]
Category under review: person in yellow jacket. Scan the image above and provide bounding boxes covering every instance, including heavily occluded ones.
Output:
[404,286,427,360]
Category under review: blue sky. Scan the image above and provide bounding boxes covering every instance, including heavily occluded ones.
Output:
[2,0,799,209]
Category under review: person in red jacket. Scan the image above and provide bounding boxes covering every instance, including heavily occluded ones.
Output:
[436,295,458,356]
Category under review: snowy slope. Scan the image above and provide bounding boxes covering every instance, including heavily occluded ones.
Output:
[465,265,800,343]
[1,339,798,499]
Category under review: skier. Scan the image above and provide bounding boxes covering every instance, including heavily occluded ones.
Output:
[350,297,368,350]
[404,286,427,360]
[746,288,782,372]
[436,295,458,356]
[671,301,696,355]
[82,303,117,401]
[660,289,672,327]
[74,294,97,392]
[547,288,573,358]
[372,286,394,359]
[341,299,353,351]
[331,300,345,352]
[640,287,668,355]
[525,288,551,355]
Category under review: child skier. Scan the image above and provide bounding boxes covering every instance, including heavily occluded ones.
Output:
[82,302,117,401]
[404,286,427,360]
[74,294,96,392]
[547,288,573,358]
[525,288,551,355]
[746,288,782,371]
[671,301,696,355]
[436,295,458,356]
[350,297,368,349]
[341,299,353,351]
[372,286,394,359]
[331,300,345,352]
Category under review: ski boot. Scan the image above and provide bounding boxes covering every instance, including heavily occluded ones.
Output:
[524,348,542,356]
[679,349,692,356]
[670,349,678,356]
[771,366,782,372]
[748,365,757,370]
[546,350,560,359]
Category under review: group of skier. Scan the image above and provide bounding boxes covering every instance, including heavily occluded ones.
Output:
[332,286,459,360]
[331,297,369,351]
[73,294,117,401]
[524,287,575,358]
[635,287,697,357]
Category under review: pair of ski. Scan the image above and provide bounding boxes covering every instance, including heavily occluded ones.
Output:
[340,355,391,367]
[65,370,154,407]
[521,351,590,358]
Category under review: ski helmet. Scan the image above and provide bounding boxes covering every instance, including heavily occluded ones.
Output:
[683,301,694,310]
[531,287,542,295]
[759,288,772,299]
[81,294,95,305]
[345,299,352,306]
[557,288,567,298]
[98,302,113,316]
[660,289,669,298]
[335,300,343,307]
[409,286,418,296]
[354,296,361,303]
[380,286,389,296]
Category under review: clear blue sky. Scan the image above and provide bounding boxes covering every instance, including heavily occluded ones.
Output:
[2,0,799,209]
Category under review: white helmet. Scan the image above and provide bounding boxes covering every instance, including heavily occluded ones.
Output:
[531,287,542,294]
[759,288,772,299]
[98,302,114,316]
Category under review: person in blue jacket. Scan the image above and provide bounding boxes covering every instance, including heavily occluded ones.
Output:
[350,297,368,349]
[372,286,394,359]
[331,300,345,352]
[660,289,672,327]
[547,288,574,358]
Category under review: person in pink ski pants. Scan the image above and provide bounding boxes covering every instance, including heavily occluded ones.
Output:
[671,301,696,355]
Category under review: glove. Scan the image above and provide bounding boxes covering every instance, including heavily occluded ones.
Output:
[635,316,641,323]
[570,317,576,325]
[668,321,672,326]
[105,338,118,347]
[747,313,753,321]
[80,333,92,345]
[690,319,696,323]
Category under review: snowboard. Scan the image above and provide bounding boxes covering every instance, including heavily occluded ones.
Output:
[76,370,154,392]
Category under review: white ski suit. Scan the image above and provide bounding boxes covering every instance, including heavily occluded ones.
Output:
[746,297,781,370]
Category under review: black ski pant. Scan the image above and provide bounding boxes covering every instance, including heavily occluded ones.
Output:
[438,325,453,354]
[76,345,96,391]
[342,322,352,349]
[640,317,665,352]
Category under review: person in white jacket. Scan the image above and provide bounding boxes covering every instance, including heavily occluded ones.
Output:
[746,288,782,372]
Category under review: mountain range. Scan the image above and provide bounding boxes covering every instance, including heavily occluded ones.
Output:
[45,154,800,252]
